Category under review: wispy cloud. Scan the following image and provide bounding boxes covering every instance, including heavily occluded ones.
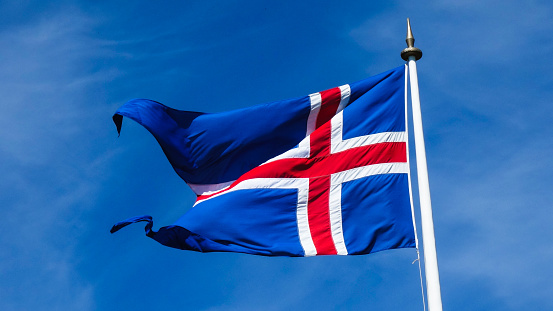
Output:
[0,7,119,311]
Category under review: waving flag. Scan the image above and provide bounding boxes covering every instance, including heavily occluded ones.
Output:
[111,65,415,256]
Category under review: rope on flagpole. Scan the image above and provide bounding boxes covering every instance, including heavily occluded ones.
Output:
[414,251,427,311]
[402,18,443,311]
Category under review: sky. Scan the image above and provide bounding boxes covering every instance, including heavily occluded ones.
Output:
[1,0,552,310]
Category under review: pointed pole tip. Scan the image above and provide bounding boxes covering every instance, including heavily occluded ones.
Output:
[401,18,423,61]
[406,18,414,47]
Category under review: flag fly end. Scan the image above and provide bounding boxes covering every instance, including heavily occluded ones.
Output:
[112,114,123,136]
[110,215,154,234]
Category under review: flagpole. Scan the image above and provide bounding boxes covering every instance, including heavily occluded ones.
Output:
[401,18,443,311]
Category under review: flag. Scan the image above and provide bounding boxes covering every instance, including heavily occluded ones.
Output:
[111,65,415,257]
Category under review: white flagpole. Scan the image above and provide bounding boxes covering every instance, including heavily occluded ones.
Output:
[401,18,443,311]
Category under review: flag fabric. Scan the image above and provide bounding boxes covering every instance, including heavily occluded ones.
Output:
[111,65,415,257]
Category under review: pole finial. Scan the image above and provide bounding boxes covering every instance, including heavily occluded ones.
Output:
[401,18,423,61]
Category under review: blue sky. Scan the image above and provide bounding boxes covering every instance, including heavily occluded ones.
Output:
[2,1,552,310]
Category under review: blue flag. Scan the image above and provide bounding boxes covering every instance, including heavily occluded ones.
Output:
[111,65,415,256]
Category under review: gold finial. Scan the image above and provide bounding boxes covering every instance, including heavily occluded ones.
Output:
[401,18,423,61]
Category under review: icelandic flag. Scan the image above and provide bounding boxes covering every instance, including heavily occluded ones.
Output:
[111,65,415,257]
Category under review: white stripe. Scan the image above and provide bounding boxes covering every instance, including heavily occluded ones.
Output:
[329,181,348,255]
[307,93,321,136]
[330,112,345,153]
[331,162,409,185]
[296,181,317,256]
[337,84,351,113]
[264,137,310,163]
[188,181,234,195]
[196,178,302,204]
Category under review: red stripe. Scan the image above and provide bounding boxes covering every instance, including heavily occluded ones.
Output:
[316,87,342,128]
[235,142,406,180]
[309,122,332,157]
[308,175,337,255]
[195,142,406,202]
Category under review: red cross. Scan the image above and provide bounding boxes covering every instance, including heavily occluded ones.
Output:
[197,87,406,255]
